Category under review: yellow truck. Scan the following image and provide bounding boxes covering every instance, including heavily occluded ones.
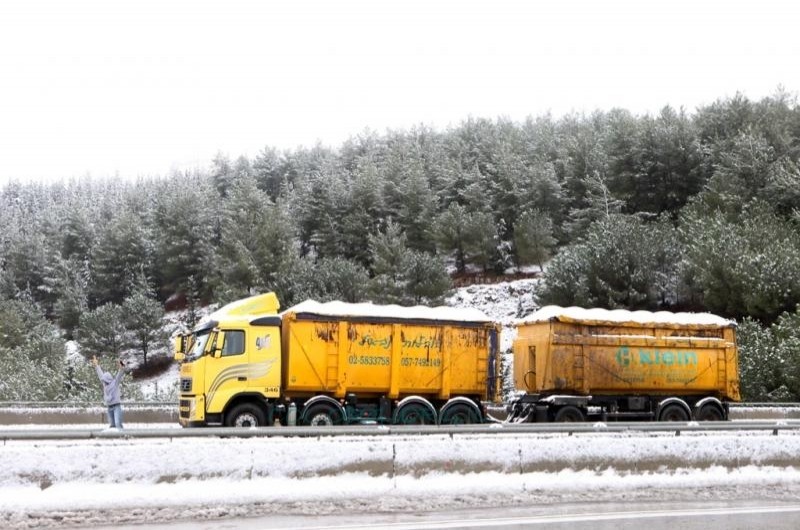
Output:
[508,306,740,422]
[175,293,501,427]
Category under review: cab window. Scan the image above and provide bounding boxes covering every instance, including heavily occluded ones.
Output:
[221,330,245,356]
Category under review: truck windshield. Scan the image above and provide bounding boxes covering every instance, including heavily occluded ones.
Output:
[186,331,211,361]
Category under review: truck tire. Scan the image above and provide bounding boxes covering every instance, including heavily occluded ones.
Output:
[695,403,724,421]
[440,403,480,425]
[659,403,690,422]
[395,402,436,425]
[304,403,342,426]
[553,405,585,423]
[226,403,266,427]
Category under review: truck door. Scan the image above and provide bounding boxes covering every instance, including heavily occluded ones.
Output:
[204,329,249,414]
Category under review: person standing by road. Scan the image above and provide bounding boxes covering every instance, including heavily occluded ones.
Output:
[92,355,126,429]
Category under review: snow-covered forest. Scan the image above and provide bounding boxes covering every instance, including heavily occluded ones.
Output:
[2,92,800,403]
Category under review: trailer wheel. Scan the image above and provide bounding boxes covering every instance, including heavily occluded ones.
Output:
[226,403,266,427]
[695,403,724,421]
[395,403,436,425]
[440,403,480,425]
[659,404,690,422]
[304,403,342,426]
[553,405,585,423]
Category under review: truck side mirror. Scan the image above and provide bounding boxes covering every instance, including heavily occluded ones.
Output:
[174,336,186,361]
[210,330,224,358]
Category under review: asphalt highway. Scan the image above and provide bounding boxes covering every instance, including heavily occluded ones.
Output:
[95,501,800,530]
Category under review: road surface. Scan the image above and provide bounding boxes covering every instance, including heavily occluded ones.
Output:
[88,496,800,530]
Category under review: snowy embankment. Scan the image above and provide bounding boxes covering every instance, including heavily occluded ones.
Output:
[3,430,800,527]
[446,278,539,352]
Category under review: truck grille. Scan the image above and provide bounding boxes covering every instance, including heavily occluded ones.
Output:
[180,378,192,392]
[180,399,191,419]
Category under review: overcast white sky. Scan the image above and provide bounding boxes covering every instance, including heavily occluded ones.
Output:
[0,0,798,185]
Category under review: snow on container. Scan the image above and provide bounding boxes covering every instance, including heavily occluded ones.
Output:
[281,300,502,402]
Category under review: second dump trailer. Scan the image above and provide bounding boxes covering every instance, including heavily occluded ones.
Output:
[508,306,740,422]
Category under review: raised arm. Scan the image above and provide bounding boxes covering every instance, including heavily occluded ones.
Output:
[91,356,107,381]
[114,359,126,384]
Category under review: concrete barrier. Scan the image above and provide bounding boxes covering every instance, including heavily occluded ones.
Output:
[3,431,800,490]
[0,406,178,425]
[0,403,796,426]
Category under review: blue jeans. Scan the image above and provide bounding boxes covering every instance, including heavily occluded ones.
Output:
[107,403,124,429]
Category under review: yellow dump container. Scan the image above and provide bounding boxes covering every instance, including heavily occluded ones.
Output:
[281,301,501,402]
[513,306,740,401]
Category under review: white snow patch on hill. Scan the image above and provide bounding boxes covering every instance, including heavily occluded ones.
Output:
[446,278,540,351]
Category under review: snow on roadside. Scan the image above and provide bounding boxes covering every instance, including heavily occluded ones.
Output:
[4,431,800,489]
[3,431,800,528]
[5,467,800,519]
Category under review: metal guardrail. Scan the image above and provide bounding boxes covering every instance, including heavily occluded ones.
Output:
[2,420,800,441]
[2,401,799,408]
[0,401,175,408]
[730,402,800,408]
[0,401,798,430]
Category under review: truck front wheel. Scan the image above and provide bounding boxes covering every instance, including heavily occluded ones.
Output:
[226,403,266,427]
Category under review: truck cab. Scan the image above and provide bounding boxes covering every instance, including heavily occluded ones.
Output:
[175,293,282,427]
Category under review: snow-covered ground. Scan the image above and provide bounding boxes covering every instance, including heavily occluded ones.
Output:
[2,429,800,528]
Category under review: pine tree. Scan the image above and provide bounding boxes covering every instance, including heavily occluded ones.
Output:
[402,251,451,305]
[91,208,152,305]
[122,274,167,366]
[252,146,286,200]
[253,200,296,290]
[680,202,800,322]
[564,170,624,239]
[393,160,438,253]
[630,106,704,215]
[152,179,216,302]
[78,303,129,359]
[540,215,680,310]
[737,318,785,400]
[368,222,410,304]
[274,256,369,306]
[514,209,556,271]
[4,230,48,304]
[463,211,499,273]
[49,257,89,337]
[215,173,269,295]
[293,168,340,258]
[60,207,95,262]
[433,203,471,273]
[337,161,385,267]
[0,298,71,400]
[211,152,235,198]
